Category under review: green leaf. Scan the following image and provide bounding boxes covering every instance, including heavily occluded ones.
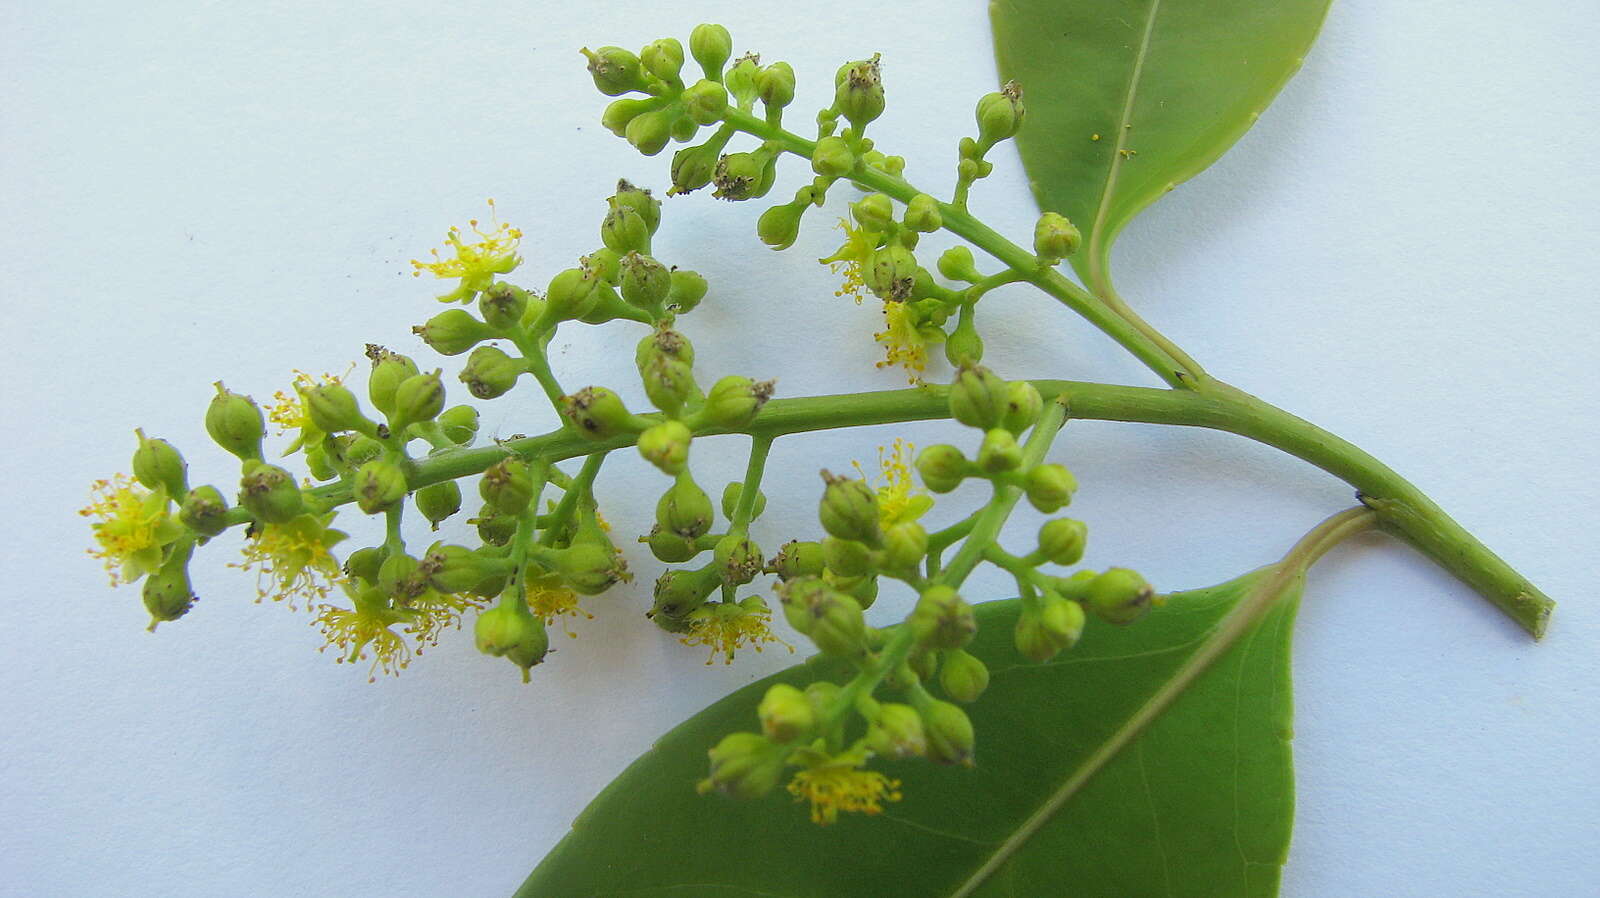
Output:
[991,0,1331,294]
[517,569,1300,898]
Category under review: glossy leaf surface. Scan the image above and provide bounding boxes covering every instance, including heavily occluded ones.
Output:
[991,0,1331,293]
[518,570,1299,897]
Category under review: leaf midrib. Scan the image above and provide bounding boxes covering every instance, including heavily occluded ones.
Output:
[1085,0,1163,295]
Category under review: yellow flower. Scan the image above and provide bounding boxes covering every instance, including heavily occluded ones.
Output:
[854,438,933,528]
[818,217,877,304]
[231,511,347,611]
[786,745,903,825]
[80,475,183,586]
[313,593,412,683]
[266,368,350,438]
[680,598,794,665]
[400,588,488,650]
[874,300,934,381]
[410,199,523,303]
[525,570,591,639]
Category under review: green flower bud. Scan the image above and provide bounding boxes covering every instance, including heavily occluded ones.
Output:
[303,442,336,481]
[757,201,805,250]
[611,179,662,235]
[903,193,943,232]
[478,457,533,516]
[756,61,795,108]
[142,554,195,629]
[339,434,384,468]
[938,246,984,283]
[976,427,1022,474]
[822,535,874,578]
[713,534,763,586]
[668,269,708,313]
[1001,381,1043,434]
[178,485,228,537]
[420,543,489,594]
[767,540,824,581]
[478,282,528,331]
[865,245,917,300]
[438,404,479,444]
[909,584,976,650]
[603,202,653,261]
[669,141,722,195]
[651,566,720,625]
[682,78,728,125]
[811,135,855,179]
[915,444,970,494]
[720,481,767,521]
[640,37,685,84]
[758,683,813,743]
[205,383,264,461]
[724,53,761,106]
[619,252,673,308]
[1015,594,1085,662]
[304,382,367,435]
[713,151,770,201]
[560,386,640,440]
[623,107,677,156]
[1024,463,1077,513]
[378,552,425,601]
[949,365,1007,430]
[237,463,302,524]
[975,81,1025,145]
[1038,518,1088,566]
[777,577,865,657]
[546,266,604,320]
[835,54,885,130]
[413,308,490,356]
[828,570,879,610]
[921,699,976,766]
[658,473,715,539]
[689,24,732,79]
[553,542,626,595]
[459,345,521,400]
[944,316,984,367]
[637,420,692,475]
[353,459,408,514]
[698,731,784,800]
[601,96,657,138]
[882,521,928,572]
[132,429,187,497]
[475,605,549,682]
[703,375,773,428]
[474,504,516,546]
[415,480,462,529]
[851,193,895,232]
[581,46,645,96]
[645,527,697,564]
[940,648,989,703]
[391,370,446,429]
[1033,211,1082,262]
[1087,567,1154,625]
[866,703,927,760]
[817,470,880,545]
[365,347,420,417]
[343,546,384,584]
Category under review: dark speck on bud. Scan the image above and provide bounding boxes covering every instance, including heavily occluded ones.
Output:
[949,364,1008,430]
[713,151,772,202]
[689,23,733,79]
[975,80,1026,146]
[703,375,773,428]
[601,196,653,253]
[179,485,229,538]
[365,345,420,417]
[611,179,662,235]
[1033,211,1082,263]
[353,459,408,515]
[478,282,529,331]
[835,54,885,131]
[479,456,534,516]
[638,420,692,475]
[657,471,715,539]
[205,383,264,461]
[1001,380,1043,434]
[921,699,976,766]
[1086,567,1154,625]
[561,385,640,440]
[724,53,761,106]
[667,269,707,314]
[645,527,697,564]
[142,553,196,630]
[620,252,672,309]
[458,345,521,400]
[670,141,722,196]
[415,480,462,529]
[915,444,971,494]
[582,46,646,96]
[767,540,824,581]
[238,462,302,524]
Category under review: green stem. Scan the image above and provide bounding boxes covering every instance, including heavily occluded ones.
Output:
[279,378,1549,637]
[728,435,774,534]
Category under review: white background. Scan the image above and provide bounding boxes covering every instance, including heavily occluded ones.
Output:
[4,1,1597,895]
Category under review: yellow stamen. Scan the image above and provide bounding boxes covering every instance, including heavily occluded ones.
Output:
[786,757,903,825]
